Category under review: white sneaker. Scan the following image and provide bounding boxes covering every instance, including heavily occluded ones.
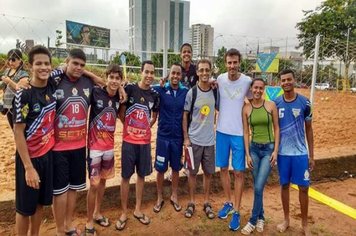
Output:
[241,222,255,235]
[256,219,264,232]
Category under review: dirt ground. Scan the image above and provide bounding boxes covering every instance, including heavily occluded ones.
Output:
[0,89,356,235]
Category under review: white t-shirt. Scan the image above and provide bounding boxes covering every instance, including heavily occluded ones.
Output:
[217,72,252,136]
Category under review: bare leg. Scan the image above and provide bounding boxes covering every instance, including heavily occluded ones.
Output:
[65,190,77,231]
[233,171,244,211]
[119,177,130,221]
[53,192,67,236]
[188,173,197,203]
[29,205,43,236]
[171,171,179,203]
[86,183,98,229]
[277,184,290,232]
[134,176,145,215]
[220,167,231,202]
[16,213,29,236]
[94,179,107,219]
[156,172,164,205]
[203,173,212,203]
[299,186,311,236]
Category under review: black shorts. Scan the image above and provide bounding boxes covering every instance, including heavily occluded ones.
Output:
[16,151,53,216]
[121,141,152,179]
[53,147,86,195]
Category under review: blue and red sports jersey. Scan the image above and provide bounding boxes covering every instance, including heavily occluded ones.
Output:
[53,74,94,151]
[123,83,160,144]
[88,86,120,150]
[274,94,312,156]
[13,80,56,158]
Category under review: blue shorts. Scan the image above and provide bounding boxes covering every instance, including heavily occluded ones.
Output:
[216,131,245,171]
[277,154,310,187]
[154,137,183,173]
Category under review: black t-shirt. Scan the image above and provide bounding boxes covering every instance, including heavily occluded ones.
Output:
[13,79,57,158]
[181,63,198,89]
[88,86,120,150]
[53,74,94,151]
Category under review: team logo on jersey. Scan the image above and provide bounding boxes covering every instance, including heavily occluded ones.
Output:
[33,103,41,112]
[304,170,310,181]
[129,97,134,104]
[21,104,29,119]
[165,90,170,95]
[97,100,103,108]
[108,100,112,107]
[149,102,154,109]
[72,88,78,96]
[292,108,301,118]
[45,95,51,102]
[56,89,64,99]
[83,88,90,98]
[115,102,120,110]
[140,97,145,103]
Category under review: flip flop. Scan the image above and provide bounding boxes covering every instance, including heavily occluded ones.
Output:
[153,200,165,213]
[94,216,110,227]
[84,226,96,236]
[133,213,150,225]
[115,218,128,231]
[170,199,182,212]
[65,228,81,236]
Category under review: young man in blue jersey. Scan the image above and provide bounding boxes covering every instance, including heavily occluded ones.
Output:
[274,69,314,236]
[153,63,188,213]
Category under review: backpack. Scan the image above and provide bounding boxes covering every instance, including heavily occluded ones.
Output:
[188,85,218,128]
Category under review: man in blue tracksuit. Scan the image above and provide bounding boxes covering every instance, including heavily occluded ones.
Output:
[152,63,188,213]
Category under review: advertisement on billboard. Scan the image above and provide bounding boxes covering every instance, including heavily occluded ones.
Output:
[66,20,110,48]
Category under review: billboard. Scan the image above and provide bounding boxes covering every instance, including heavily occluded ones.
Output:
[255,53,280,73]
[66,20,110,48]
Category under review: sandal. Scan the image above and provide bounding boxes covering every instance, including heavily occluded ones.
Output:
[153,200,165,213]
[133,213,151,225]
[241,222,256,235]
[65,228,81,236]
[203,202,215,219]
[84,227,96,236]
[94,216,110,227]
[184,202,195,218]
[170,199,182,212]
[115,218,128,231]
[256,219,264,232]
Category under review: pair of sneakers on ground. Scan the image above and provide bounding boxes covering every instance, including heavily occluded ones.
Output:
[218,202,264,234]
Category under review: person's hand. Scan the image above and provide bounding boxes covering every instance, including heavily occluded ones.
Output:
[270,151,278,167]
[58,63,67,73]
[247,155,253,169]
[309,158,315,172]
[119,87,128,104]
[183,138,191,148]
[16,78,31,90]
[159,77,167,88]
[25,167,40,189]
[209,78,218,89]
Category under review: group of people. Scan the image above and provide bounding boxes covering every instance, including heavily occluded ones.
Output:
[0,42,314,236]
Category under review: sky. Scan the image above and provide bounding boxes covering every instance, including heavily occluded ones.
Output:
[0,0,324,54]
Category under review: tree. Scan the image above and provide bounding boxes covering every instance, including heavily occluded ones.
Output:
[113,51,141,67]
[296,0,356,78]
[214,46,227,75]
[151,49,181,68]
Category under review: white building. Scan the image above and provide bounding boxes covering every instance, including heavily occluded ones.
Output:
[129,0,190,61]
[190,24,214,60]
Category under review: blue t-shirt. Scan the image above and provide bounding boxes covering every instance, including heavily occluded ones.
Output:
[274,94,312,156]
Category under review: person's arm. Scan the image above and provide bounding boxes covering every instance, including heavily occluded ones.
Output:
[305,120,314,171]
[2,76,29,90]
[242,105,253,169]
[270,101,279,167]
[182,111,191,147]
[83,70,106,87]
[150,112,158,127]
[14,123,40,189]
[118,85,127,103]
[118,104,126,124]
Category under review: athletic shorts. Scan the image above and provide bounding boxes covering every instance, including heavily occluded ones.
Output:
[154,137,183,173]
[87,149,115,186]
[216,131,245,171]
[16,151,53,216]
[53,147,86,195]
[121,141,152,179]
[190,143,215,175]
[277,154,310,187]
